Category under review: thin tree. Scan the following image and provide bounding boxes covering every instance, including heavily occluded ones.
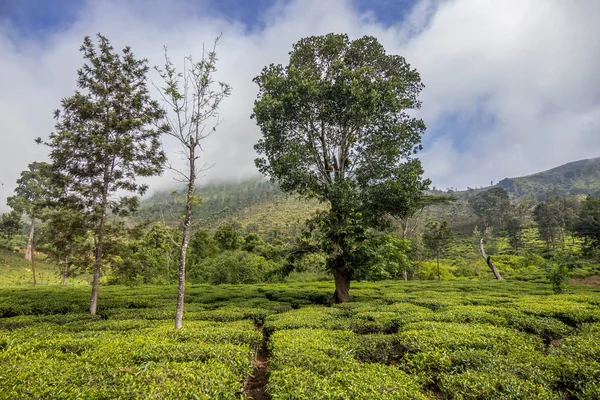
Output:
[422,221,453,280]
[155,37,231,329]
[41,34,167,315]
[7,162,53,286]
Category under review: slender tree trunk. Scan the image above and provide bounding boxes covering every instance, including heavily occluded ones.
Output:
[31,241,36,287]
[89,197,108,315]
[175,152,195,330]
[331,267,350,304]
[437,255,440,281]
[402,270,408,281]
[25,221,34,262]
[61,256,68,286]
[480,237,504,280]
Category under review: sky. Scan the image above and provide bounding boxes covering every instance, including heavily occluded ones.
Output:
[1,0,599,209]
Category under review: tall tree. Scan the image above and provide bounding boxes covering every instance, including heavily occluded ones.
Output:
[42,34,166,315]
[252,33,428,302]
[155,38,231,329]
[7,161,53,286]
[422,221,453,280]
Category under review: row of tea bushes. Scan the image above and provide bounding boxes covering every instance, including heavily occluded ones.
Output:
[0,317,260,399]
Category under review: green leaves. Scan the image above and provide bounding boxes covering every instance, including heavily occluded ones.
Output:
[47,33,166,219]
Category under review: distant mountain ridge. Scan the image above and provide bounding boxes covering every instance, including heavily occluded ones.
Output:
[496,157,600,199]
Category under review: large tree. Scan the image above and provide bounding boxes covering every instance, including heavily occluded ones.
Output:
[42,34,166,315]
[7,161,53,286]
[252,33,429,302]
[155,38,231,329]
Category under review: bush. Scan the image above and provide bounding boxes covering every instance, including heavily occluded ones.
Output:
[190,250,277,284]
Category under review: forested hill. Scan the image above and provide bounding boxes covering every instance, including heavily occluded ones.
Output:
[137,157,600,234]
[136,177,323,239]
[495,157,600,199]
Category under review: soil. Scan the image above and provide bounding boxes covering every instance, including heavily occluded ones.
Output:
[569,275,600,286]
[243,325,270,400]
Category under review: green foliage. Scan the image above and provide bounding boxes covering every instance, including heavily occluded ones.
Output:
[268,329,426,399]
[188,229,219,265]
[0,211,22,252]
[467,187,510,228]
[45,33,166,219]
[191,250,277,284]
[422,221,453,280]
[110,222,180,285]
[214,224,241,251]
[6,161,53,220]
[359,234,412,280]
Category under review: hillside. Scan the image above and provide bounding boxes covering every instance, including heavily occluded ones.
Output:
[137,157,600,236]
[496,157,600,199]
[136,177,323,239]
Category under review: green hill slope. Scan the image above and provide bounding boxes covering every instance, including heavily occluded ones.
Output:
[496,157,600,199]
[136,177,323,239]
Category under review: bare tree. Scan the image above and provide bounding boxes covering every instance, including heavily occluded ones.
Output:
[155,37,231,329]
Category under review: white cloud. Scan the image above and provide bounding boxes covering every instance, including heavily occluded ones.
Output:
[0,0,599,210]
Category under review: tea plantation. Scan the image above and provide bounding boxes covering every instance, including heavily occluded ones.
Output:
[1,281,599,399]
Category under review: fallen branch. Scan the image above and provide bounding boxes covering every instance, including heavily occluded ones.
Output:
[480,237,504,280]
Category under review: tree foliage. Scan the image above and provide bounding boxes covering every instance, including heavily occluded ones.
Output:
[468,187,510,228]
[252,33,428,302]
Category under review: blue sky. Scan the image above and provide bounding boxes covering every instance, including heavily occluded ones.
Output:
[1,0,417,37]
[0,0,599,204]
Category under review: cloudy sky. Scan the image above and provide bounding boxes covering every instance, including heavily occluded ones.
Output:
[1,0,599,209]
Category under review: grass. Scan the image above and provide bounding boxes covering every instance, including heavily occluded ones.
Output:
[0,250,91,286]
[0,281,599,399]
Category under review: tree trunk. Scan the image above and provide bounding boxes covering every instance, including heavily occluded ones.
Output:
[175,152,196,330]
[31,242,36,287]
[480,237,504,280]
[437,255,440,281]
[61,256,68,286]
[402,270,408,281]
[89,201,108,315]
[25,221,34,262]
[331,267,350,304]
